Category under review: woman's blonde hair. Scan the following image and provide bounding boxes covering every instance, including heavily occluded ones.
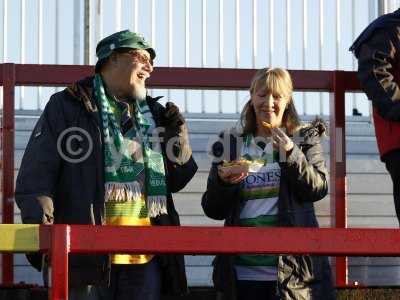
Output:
[241,67,301,135]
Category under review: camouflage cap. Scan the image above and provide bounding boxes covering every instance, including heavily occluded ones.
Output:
[95,30,155,71]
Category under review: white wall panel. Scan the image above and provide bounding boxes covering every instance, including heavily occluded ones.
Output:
[2,0,397,114]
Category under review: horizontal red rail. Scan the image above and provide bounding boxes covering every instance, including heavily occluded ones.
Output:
[29,224,400,298]
[56,225,400,256]
[0,64,360,91]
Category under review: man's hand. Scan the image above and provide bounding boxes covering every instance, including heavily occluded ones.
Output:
[162,102,185,129]
[161,102,192,164]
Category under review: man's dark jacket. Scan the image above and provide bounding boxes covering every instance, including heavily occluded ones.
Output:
[350,8,400,160]
[201,121,336,300]
[15,77,198,295]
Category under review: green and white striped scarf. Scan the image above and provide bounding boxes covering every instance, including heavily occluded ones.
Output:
[94,74,167,217]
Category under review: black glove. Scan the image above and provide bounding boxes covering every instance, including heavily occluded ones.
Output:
[161,102,191,164]
[161,102,185,129]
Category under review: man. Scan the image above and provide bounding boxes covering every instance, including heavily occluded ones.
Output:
[15,30,197,300]
[350,9,400,225]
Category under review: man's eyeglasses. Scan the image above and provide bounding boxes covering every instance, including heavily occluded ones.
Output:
[125,50,153,66]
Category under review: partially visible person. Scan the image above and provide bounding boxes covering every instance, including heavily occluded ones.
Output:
[15,30,197,300]
[350,8,400,225]
[201,68,336,300]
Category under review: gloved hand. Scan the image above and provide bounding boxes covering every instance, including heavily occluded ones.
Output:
[161,102,192,164]
[161,102,185,129]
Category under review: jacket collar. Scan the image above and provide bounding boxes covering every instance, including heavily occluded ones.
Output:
[66,76,98,113]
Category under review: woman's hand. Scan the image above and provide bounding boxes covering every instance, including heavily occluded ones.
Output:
[217,165,248,184]
[271,127,294,153]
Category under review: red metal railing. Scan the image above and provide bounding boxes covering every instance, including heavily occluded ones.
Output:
[1,64,354,288]
[37,225,400,299]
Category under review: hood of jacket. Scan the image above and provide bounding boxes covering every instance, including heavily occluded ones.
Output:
[349,8,400,58]
[297,118,327,145]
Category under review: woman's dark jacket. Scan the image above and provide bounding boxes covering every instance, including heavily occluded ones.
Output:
[201,121,336,300]
[15,77,198,295]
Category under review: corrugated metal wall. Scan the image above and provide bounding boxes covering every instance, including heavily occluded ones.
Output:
[0,0,387,115]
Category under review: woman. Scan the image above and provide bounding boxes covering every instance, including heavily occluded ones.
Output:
[201,68,336,300]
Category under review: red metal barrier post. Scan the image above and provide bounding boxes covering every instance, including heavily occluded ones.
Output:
[330,71,348,286]
[1,63,15,284]
[50,225,70,300]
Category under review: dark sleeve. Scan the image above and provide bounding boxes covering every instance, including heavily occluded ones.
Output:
[357,27,400,120]
[15,95,64,225]
[150,100,197,192]
[165,155,198,193]
[15,95,66,272]
[280,136,328,203]
[201,163,241,220]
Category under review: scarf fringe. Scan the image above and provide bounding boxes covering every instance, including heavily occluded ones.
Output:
[147,195,168,218]
[105,182,167,217]
[105,181,142,202]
